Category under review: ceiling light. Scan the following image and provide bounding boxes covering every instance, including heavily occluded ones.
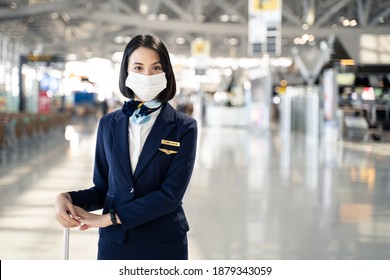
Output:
[219,14,230,22]
[301,34,310,41]
[350,19,357,26]
[158,14,168,21]
[140,3,148,15]
[176,37,186,45]
[66,53,77,61]
[293,37,301,45]
[114,36,124,44]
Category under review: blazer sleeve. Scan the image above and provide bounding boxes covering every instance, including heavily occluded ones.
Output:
[116,117,197,230]
[68,117,109,211]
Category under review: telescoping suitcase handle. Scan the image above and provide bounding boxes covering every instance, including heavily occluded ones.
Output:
[63,227,70,260]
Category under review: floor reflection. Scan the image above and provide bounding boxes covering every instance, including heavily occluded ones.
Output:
[185,126,390,259]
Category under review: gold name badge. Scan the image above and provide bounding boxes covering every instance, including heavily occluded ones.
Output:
[161,139,180,147]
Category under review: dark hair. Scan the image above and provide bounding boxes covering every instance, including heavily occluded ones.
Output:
[119,34,176,102]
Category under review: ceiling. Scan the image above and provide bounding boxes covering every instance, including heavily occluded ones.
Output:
[0,0,390,61]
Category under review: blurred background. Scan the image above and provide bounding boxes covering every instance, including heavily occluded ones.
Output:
[1,0,390,260]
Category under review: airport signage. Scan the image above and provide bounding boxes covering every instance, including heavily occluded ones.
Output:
[248,0,282,56]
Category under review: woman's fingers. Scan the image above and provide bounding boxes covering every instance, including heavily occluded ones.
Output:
[79,224,90,231]
[66,204,81,221]
[56,212,80,228]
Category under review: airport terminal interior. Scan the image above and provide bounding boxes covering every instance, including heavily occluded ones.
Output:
[1,0,390,260]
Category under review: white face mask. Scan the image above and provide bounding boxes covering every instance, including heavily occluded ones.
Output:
[125,72,167,101]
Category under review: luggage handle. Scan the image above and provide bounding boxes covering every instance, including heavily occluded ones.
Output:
[63,227,70,260]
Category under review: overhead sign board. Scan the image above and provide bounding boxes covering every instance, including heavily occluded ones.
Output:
[20,54,65,69]
[248,0,282,56]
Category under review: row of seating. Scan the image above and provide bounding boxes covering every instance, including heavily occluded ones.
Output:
[0,111,71,152]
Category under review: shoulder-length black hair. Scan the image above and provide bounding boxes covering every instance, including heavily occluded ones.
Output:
[118,34,176,103]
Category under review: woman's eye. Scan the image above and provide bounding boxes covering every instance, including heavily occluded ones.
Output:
[153,65,162,71]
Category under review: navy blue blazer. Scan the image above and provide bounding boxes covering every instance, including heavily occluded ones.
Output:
[69,102,197,245]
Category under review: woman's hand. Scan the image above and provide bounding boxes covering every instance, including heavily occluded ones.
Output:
[54,192,81,228]
[74,206,112,231]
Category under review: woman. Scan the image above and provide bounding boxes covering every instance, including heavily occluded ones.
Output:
[55,34,198,260]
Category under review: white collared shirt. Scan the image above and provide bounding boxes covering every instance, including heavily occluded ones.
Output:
[128,108,161,174]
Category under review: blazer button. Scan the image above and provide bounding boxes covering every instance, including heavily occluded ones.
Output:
[129,188,134,194]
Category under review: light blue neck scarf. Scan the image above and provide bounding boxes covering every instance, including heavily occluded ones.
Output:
[130,100,162,125]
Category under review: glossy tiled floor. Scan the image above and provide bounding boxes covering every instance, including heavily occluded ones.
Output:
[1,115,390,260]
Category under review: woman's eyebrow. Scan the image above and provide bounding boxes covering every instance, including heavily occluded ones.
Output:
[130,61,161,65]
[131,61,144,65]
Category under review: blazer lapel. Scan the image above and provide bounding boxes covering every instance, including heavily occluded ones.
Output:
[110,111,135,185]
[134,103,176,179]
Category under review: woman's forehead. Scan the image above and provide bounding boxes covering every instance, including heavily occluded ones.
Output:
[129,47,160,64]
